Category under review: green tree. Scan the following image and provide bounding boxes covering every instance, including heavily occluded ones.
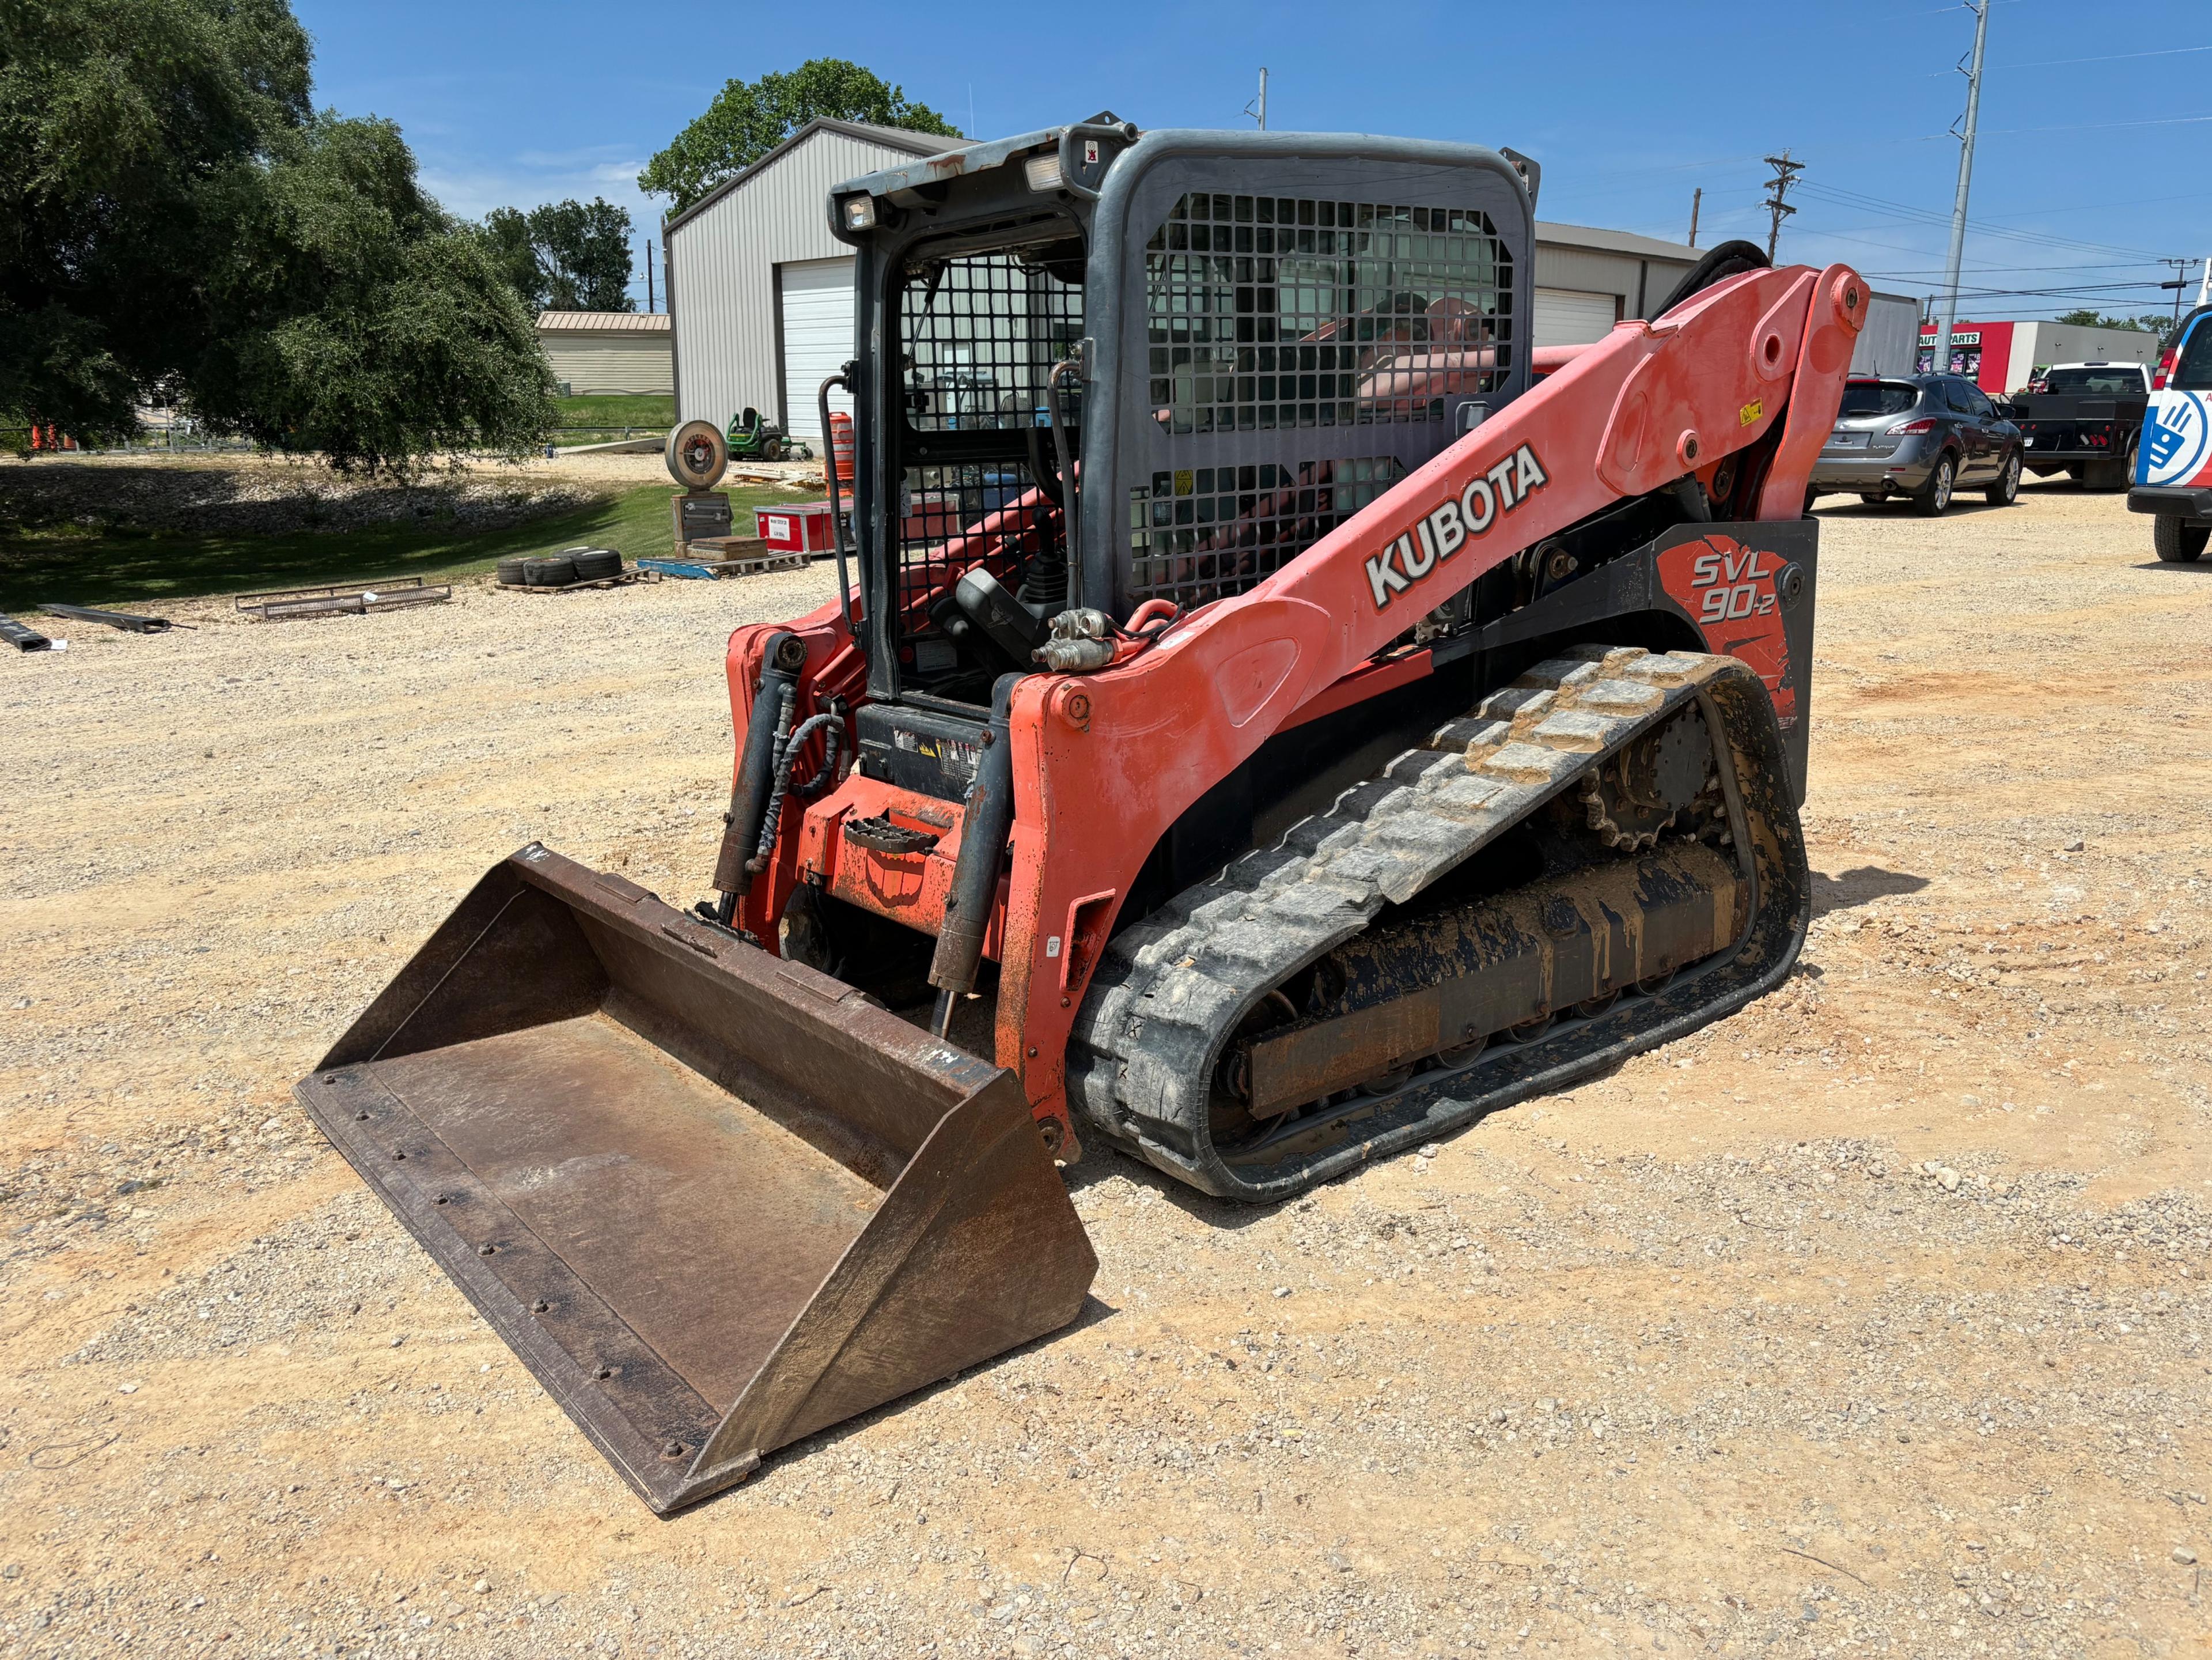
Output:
[479,198,636,313]
[639,58,959,215]
[2051,309,2172,333]
[0,0,554,471]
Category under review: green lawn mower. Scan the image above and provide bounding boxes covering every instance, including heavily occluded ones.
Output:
[726,407,810,464]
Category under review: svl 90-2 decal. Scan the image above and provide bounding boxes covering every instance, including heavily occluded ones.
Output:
[1366,444,1550,608]
[1657,531,1801,728]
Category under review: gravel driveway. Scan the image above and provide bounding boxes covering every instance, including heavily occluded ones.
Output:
[0,482,2205,1658]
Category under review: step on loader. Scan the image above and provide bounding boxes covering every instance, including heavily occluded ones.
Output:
[297,119,1864,1512]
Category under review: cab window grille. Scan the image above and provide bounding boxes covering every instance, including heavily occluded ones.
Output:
[895,463,1052,646]
[891,245,1084,675]
[1143,195,1511,437]
[1127,456,1405,610]
[901,252,1084,432]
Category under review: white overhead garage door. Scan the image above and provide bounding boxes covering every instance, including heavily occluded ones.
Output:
[1533,288,1623,349]
[781,258,857,441]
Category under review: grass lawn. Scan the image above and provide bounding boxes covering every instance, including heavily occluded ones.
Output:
[555,394,674,428]
[0,481,802,613]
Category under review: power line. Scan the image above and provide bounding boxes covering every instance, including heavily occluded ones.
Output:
[1794,181,2165,260]
[1922,112,2212,139]
[1925,43,2212,73]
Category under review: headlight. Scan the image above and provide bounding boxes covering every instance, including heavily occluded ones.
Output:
[841,195,878,232]
[1022,153,1063,192]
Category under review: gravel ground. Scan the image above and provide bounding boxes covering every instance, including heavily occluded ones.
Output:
[0,481,2206,1659]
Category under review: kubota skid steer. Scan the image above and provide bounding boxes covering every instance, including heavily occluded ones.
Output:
[296,119,1864,1512]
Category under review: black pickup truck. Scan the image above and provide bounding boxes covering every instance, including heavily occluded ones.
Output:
[2005,362,2152,489]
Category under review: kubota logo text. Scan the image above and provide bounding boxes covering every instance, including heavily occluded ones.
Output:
[1366,444,1548,609]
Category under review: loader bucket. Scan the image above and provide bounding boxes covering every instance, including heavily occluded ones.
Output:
[294,845,1097,1514]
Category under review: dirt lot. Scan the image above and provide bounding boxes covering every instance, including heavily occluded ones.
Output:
[1,482,2206,1659]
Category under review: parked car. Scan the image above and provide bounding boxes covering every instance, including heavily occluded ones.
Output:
[2128,305,2212,562]
[1808,373,2023,516]
[2006,362,2151,489]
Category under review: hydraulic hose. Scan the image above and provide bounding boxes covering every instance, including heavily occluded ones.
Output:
[819,367,862,659]
[1043,356,1082,611]
[751,712,843,871]
[927,672,1021,1037]
[711,632,805,915]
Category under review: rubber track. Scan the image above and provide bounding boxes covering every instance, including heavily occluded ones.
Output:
[1069,645,1736,1196]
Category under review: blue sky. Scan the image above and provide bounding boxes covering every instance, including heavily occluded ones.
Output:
[296,0,2211,324]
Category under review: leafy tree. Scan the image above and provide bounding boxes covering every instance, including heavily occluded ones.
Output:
[2051,309,2172,334]
[639,58,959,214]
[479,198,636,313]
[0,0,554,470]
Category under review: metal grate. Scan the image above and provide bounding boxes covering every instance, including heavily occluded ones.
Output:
[1142,194,1512,437]
[900,252,1085,432]
[894,462,1054,649]
[1127,456,1405,608]
[891,248,1084,674]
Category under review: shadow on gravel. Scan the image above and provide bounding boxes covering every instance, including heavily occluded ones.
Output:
[1811,864,1929,917]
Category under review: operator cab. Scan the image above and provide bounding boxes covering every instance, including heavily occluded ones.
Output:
[826,118,1537,795]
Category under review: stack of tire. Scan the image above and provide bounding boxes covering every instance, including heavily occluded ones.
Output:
[495,547,624,588]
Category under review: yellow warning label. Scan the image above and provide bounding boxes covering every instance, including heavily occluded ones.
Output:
[1739,399,1763,427]
[1173,469,1195,496]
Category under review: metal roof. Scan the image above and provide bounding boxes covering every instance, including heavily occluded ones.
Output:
[663,118,964,236]
[537,311,672,333]
[1535,220,1698,262]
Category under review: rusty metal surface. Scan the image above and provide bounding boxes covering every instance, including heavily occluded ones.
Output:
[235,577,452,621]
[297,844,1096,1513]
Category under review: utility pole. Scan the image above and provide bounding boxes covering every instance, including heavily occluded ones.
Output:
[1760,152,1803,261]
[645,240,655,313]
[2198,256,2211,307]
[1934,0,1990,378]
[1688,187,1702,248]
[1245,68,1268,129]
[2159,258,2192,329]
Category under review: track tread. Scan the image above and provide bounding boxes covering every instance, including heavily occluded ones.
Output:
[1069,646,1733,1185]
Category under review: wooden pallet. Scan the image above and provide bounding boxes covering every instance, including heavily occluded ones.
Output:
[638,549,810,580]
[497,570,641,595]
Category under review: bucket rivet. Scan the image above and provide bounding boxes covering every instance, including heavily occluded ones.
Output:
[478,1243,497,1256]
[392,1149,407,1160]
[533,1300,551,1314]
[596,1366,615,1380]
[661,1440,687,1460]
[355,1111,370,1122]
[434,1195,450,1206]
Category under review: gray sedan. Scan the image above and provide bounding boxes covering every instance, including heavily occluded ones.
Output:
[1808,374,2024,516]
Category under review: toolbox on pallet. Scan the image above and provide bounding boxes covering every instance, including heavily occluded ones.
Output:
[753,502,837,557]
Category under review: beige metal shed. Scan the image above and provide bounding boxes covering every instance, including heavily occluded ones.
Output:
[537,311,674,396]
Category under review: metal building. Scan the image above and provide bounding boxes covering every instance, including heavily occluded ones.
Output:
[666,119,963,441]
[666,127,1707,438]
[536,311,673,396]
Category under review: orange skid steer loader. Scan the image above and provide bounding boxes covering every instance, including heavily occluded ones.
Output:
[297,120,1863,1512]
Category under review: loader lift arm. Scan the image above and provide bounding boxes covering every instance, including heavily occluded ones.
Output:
[994,260,1867,1142]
